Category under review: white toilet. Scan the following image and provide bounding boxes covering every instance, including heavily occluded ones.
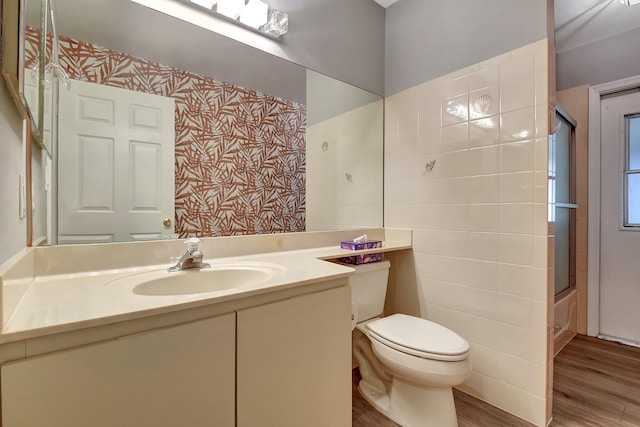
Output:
[350,260,471,427]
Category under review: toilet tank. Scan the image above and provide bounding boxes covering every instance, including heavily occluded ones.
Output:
[349,260,390,323]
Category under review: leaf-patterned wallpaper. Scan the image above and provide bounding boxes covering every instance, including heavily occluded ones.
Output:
[26,28,306,237]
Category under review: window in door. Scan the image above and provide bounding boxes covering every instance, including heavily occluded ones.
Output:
[624,114,640,227]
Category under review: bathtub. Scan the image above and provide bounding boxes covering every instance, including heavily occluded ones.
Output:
[554,289,577,356]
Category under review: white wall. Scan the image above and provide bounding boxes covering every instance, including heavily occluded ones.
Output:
[306,69,383,231]
[385,0,548,96]
[0,81,27,264]
[31,147,48,245]
[306,70,381,127]
[556,26,640,91]
[384,40,552,426]
[55,0,386,96]
[268,0,385,95]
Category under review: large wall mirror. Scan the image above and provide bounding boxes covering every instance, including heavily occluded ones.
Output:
[1,0,47,146]
[29,0,383,245]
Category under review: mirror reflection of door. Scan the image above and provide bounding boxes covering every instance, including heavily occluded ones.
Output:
[599,90,640,344]
[23,68,55,154]
[21,0,45,135]
[57,79,175,244]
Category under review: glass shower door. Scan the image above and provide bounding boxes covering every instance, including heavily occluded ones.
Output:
[550,107,577,297]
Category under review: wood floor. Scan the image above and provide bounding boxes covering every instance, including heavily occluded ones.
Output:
[352,369,531,427]
[552,335,640,426]
[353,334,640,426]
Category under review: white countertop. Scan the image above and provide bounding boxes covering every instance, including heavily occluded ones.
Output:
[1,240,410,344]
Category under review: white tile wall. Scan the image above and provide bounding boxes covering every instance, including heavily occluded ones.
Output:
[384,39,550,427]
[306,100,384,231]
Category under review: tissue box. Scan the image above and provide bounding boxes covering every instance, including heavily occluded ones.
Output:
[338,252,383,265]
[340,240,382,251]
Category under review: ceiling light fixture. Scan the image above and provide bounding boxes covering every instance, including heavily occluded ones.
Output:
[620,0,640,5]
[182,0,288,37]
[239,0,268,28]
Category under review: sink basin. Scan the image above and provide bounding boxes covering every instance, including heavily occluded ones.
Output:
[105,262,284,296]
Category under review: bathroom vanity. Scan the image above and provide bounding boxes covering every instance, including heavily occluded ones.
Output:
[3,282,350,426]
[0,228,411,427]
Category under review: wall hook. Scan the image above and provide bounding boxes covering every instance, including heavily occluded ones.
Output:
[423,160,436,175]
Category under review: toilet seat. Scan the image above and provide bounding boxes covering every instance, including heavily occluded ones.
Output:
[367,314,469,362]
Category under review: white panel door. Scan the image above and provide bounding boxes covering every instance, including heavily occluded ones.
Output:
[600,91,640,343]
[58,79,175,243]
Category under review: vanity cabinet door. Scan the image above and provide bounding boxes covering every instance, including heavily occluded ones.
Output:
[1,313,235,427]
[236,284,352,427]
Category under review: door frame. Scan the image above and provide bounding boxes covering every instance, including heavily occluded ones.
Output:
[587,74,640,336]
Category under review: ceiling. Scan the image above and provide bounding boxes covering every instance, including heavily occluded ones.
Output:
[374,0,640,54]
[372,0,399,8]
[552,0,640,53]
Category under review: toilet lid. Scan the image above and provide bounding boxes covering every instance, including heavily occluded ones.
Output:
[366,314,469,359]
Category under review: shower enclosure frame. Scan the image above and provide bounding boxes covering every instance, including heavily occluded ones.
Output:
[553,104,577,301]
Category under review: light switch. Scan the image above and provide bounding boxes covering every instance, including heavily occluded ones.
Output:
[18,173,26,219]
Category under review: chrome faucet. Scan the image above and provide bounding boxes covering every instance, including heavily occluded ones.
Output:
[168,238,211,272]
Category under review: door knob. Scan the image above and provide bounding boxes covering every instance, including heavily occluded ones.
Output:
[162,218,172,227]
